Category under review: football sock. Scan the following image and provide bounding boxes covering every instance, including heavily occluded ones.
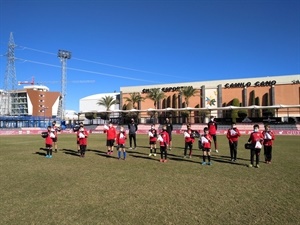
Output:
[208,155,211,162]
[203,155,206,162]
[118,151,121,158]
[154,148,156,153]
[123,151,126,158]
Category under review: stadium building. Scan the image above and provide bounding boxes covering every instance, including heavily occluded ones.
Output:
[77,74,299,125]
[119,74,300,123]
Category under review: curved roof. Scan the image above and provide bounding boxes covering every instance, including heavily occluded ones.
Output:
[80,92,119,100]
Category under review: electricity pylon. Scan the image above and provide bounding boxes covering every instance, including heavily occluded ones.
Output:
[2,32,17,115]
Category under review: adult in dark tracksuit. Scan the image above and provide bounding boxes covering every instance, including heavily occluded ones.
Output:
[128,118,138,149]
[165,118,173,150]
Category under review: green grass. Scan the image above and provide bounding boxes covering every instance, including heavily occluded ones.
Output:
[0,134,299,225]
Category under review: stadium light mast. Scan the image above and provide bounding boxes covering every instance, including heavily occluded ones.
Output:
[57,49,71,120]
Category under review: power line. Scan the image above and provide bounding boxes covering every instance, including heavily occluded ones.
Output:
[17,45,183,79]
[14,57,160,83]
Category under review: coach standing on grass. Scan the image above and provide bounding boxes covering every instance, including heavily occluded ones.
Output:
[128,118,138,149]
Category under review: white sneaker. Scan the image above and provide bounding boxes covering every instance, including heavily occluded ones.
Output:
[153,154,157,157]
[129,147,132,150]
[149,153,152,156]
[215,149,219,153]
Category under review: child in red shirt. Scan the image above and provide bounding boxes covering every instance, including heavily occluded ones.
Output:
[247,124,264,168]
[158,125,170,163]
[262,124,275,164]
[148,124,158,157]
[116,126,127,160]
[104,122,117,155]
[183,124,195,158]
[201,127,212,165]
[226,122,241,162]
[42,126,54,158]
[77,124,89,157]
[51,121,59,153]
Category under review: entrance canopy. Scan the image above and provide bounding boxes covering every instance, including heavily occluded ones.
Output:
[80,104,300,113]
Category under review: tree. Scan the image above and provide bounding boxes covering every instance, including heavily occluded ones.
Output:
[97,95,118,122]
[124,92,145,109]
[85,112,97,124]
[124,92,144,123]
[179,86,198,123]
[146,88,166,123]
[179,86,198,107]
[238,110,248,119]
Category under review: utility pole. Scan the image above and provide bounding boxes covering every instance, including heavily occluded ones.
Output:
[2,32,17,115]
[57,49,71,120]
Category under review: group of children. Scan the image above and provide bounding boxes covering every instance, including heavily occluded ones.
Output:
[103,122,170,162]
[41,120,275,167]
[225,122,275,168]
[42,121,59,158]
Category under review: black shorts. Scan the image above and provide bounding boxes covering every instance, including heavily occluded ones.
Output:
[149,141,156,145]
[77,140,80,144]
[52,137,58,143]
[202,148,211,152]
[106,139,115,147]
[45,144,52,148]
[118,144,125,149]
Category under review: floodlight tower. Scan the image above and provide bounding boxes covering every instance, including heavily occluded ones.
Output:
[2,32,17,115]
[57,49,71,120]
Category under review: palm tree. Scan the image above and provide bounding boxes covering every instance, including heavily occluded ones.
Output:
[97,95,119,122]
[124,92,145,109]
[179,86,199,123]
[179,86,198,107]
[124,92,145,123]
[146,88,166,123]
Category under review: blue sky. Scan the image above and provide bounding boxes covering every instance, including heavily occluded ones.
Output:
[0,0,299,111]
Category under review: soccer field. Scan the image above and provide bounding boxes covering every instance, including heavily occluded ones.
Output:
[0,134,299,225]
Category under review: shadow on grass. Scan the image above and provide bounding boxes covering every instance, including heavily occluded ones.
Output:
[127,150,149,156]
[130,154,160,162]
[210,156,247,166]
[62,148,80,157]
[169,156,201,164]
[88,149,120,159]
[218,154,248,161]
[34,151,46,156]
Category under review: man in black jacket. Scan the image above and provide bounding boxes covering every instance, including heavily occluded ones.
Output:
[128,118,138,149]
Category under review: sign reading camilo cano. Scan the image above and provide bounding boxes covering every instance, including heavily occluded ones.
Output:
[224,80,277,88]
[142,86,191,93]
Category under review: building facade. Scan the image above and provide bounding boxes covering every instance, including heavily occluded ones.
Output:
[0,85,61,117]
[120,74,300,123]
